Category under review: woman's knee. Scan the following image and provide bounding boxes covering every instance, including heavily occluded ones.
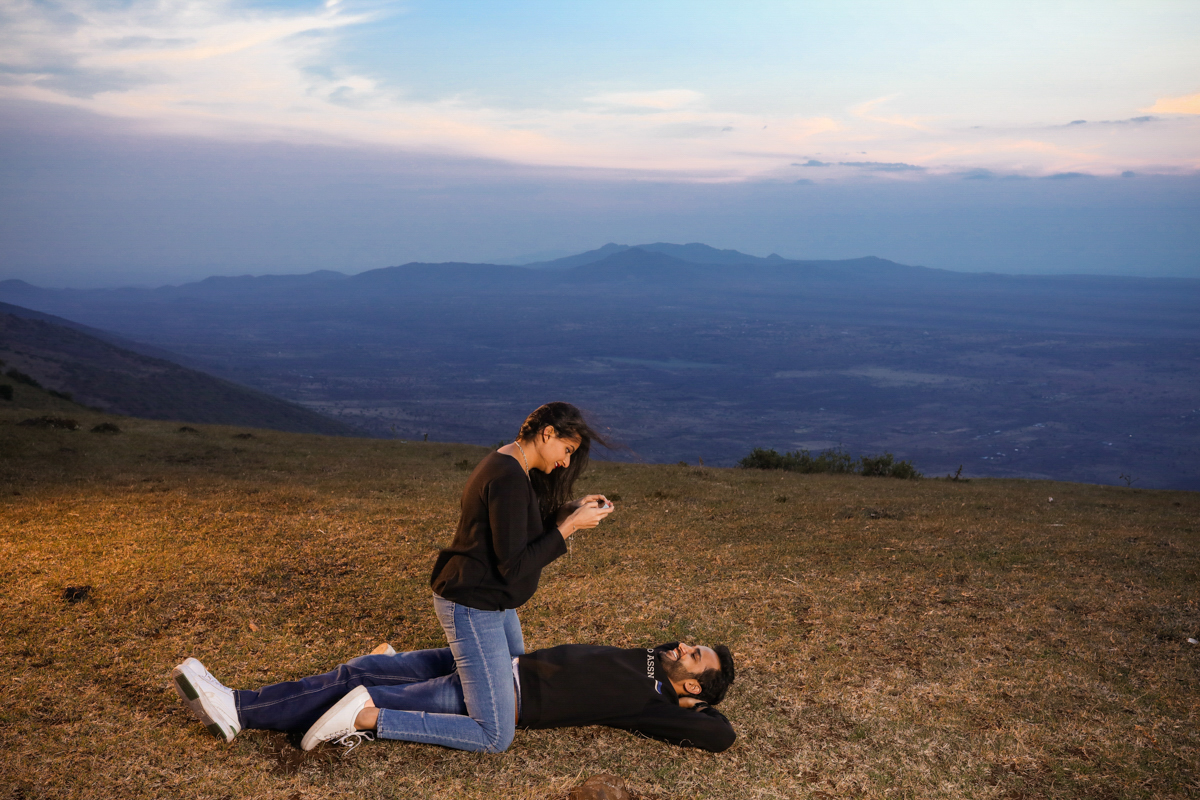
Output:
[482,725,515,754]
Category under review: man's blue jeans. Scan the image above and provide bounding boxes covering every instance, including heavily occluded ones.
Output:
[235,647,468,734]
[373,596,523,753]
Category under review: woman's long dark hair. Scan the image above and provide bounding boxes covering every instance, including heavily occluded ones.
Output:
[517,402,608,518]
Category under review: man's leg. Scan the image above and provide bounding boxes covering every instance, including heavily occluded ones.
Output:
[367,671,468,716]
[236,648,458,733]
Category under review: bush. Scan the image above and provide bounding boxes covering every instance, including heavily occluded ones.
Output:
[0,384,12,401]
[18,416,80,430]
[859,452,922,479]
[886,459,922,480]
[740,447,921,479]
[739,447,788,470]
[49,389,73,401]
[738,447,857,474]
[5,368,40,388]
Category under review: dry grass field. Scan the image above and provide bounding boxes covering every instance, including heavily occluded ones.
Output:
[1,384,1197,799]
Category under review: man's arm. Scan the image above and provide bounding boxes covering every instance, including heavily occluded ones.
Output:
[607,701,736,752]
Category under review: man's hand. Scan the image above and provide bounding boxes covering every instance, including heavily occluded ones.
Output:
[678,697,706,710]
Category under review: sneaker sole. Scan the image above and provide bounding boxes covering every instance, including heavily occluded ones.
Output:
[174,673,200,701]
[172,668,237,743]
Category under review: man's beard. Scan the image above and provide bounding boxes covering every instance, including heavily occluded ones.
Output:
[656,645,694,683]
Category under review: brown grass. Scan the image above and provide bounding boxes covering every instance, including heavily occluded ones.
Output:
[1,386,1197,799]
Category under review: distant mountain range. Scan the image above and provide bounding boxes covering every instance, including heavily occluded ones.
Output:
[521,242,793,269]
[2,243,1197,488]
[0,302,360,436]
[4,244,1194,341]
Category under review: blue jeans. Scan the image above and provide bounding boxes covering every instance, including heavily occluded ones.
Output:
[374,596,523,753]
[235,647,468,733]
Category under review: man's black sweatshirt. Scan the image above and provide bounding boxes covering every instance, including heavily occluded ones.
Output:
[517,642,735,752]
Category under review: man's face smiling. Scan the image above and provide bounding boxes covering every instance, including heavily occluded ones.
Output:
[661,642,720,683]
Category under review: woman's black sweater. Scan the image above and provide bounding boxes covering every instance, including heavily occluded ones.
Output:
[431,451,568,611]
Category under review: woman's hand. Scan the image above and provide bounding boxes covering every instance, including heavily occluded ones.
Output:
[556,494,608,524]
[557,495,614,539]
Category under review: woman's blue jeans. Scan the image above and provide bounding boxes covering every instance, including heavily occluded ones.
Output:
[373,596,523,753]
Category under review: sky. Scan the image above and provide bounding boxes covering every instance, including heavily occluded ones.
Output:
[1,0,1198,287]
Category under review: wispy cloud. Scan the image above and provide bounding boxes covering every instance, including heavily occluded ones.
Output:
[1143,92,1200,115]
[850,95,934,132]
[0,0,849,176]
[584,89,706,111]
[839,161,925,172]
[0,1,1195,180]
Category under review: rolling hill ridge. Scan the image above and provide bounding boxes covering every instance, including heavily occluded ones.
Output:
[1,302,360,436]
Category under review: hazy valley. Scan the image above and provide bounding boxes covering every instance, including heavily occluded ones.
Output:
[3,244,1197,489]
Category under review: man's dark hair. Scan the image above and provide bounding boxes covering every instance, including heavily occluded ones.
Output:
[695,645,736,705]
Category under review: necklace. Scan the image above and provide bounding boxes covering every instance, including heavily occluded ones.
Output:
[513,440,530,473]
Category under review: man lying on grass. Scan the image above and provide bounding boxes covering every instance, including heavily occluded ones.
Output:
[172,640,737,753]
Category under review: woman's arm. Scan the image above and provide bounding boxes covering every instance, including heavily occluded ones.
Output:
[555,495,614,540]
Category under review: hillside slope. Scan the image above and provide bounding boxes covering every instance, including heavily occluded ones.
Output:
[0,305,360,436]
[0,411,1194,799]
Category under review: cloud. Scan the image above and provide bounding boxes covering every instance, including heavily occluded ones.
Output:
[1143,92,1200,115]
[850,95,933,131]
[840,161,925,172]
[1044,171,1094,179]
[584,89,706,111]
[0,2,1194,181]
[1065,115,1160,126]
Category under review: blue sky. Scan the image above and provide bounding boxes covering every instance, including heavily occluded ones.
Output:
[1,0,1198,286]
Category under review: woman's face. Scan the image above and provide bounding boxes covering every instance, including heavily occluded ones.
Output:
[538,429,583,472]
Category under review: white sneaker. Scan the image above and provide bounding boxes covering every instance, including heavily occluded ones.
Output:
[301,685,375,752]
[171,657,241,743]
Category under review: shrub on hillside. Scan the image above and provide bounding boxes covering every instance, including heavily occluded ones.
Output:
[18,416,80,431]
[859,452,922,479]
[5,368,40,388]
[0,384,12,401]
[740,447,921,479]
[739,447,856,474]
